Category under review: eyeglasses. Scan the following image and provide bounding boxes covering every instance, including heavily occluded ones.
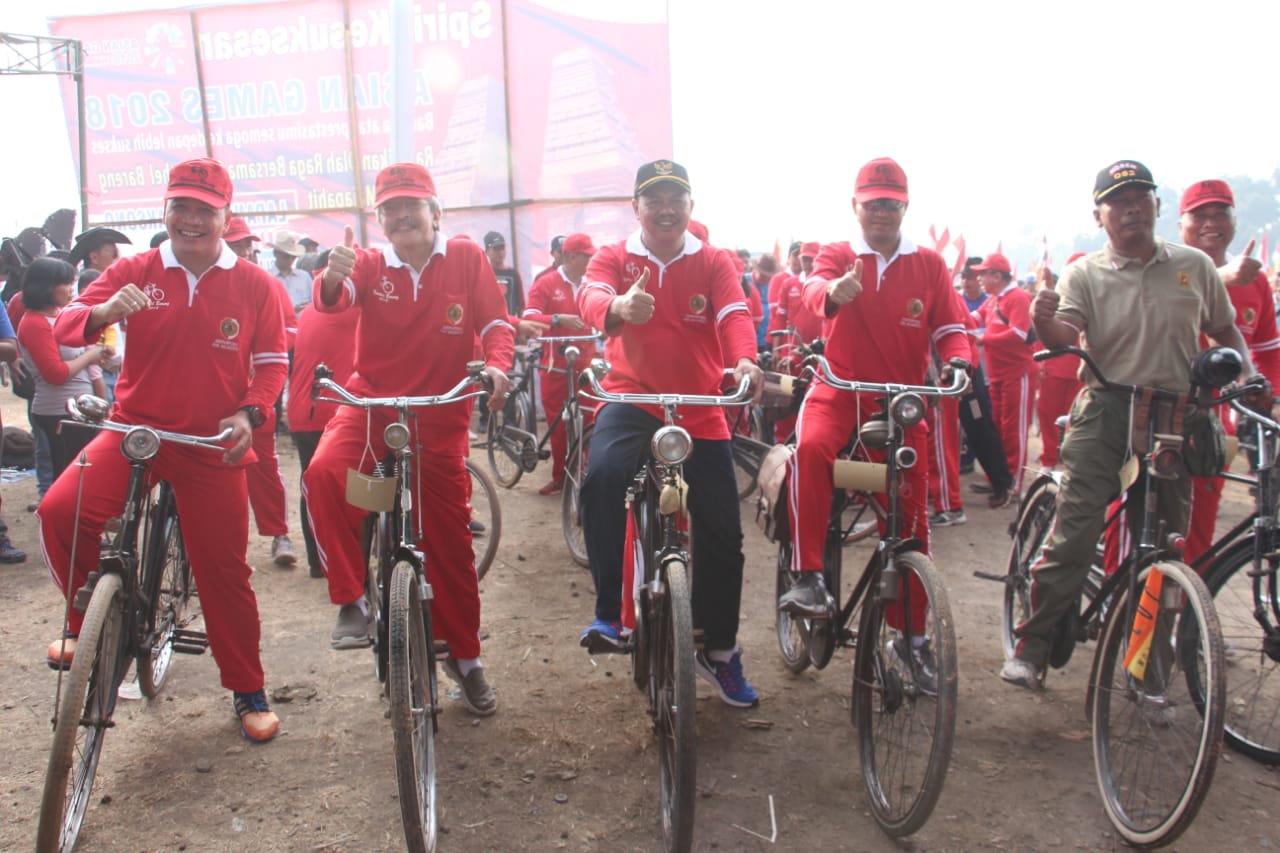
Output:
[861,199,905,213]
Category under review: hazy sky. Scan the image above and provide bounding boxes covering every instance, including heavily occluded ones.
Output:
[3,0,1278,267]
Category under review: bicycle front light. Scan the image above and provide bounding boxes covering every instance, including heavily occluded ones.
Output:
[652,426,692,465]
[121,426,161,461]
[890,392,926,428]
[68,393,110,424]
[383,422,411,451]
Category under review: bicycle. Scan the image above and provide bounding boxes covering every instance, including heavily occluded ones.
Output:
[992,345,1250,848]
[579,360,753,853]
[313,361,489,853]
[760,354,967,836]
[485,333,599,566]
[466,459,501,582]
[37,394,221,853]
[1191,396,1280,765]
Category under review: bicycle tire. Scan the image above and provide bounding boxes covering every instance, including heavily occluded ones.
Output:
[388,561,438,853]
[774,541,811,674]
[731,410,765,501]
[852,551,957,837]
[366,513,394,685]
[561,422,591,568]
[137,487,189,698]
[654,558,696,853]
[486,390,531,488]
[842,491,884,545]
[37,573,126,853]
[1003,478,1058,660]
[1090,560,1224,848]
[1202,535,1280,765]
[466,459,501,582]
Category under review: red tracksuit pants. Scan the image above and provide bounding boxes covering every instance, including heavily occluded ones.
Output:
[989,370,1037,493]
[38,432,265,692]
[246,409,288,537]
[302,406,482,659]
[928,396,962,513]
[788,385,930,630]
[1036,375,1082,469]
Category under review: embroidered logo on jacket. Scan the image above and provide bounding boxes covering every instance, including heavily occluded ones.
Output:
[1177,271,1192,289]
[906,298,924,318]
[446,303,464,324]
[689,294,707,314]
[374,276,399,303]
[220,317,240,339]
[142,283,169,309]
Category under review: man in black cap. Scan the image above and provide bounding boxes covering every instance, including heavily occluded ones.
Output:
[1001,159,1265,690]
[69,227,131,274]
[483,231,524,316]
[537,234,566,279]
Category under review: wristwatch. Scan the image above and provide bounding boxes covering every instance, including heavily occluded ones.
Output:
[239,405,266,428]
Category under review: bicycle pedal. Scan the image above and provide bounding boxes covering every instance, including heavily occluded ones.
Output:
[537,450,551,461]
[972,570,1012,584]
[170,629,209,654]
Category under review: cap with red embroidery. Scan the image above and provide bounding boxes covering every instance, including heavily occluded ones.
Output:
[561,233,596,255]
[374,162,437,207]
[166,158,233,208]
[223,216,259,243]
[1179,179,1234,214]
[801,241,821,258]
[973,252,1012,274]
[855,157,909,203]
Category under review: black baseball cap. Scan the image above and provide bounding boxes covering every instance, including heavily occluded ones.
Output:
[483,231,506,249]
[550,235,565,253]
[788,241,803,256]
[1094,160,1157,203]
[634,160,690,198]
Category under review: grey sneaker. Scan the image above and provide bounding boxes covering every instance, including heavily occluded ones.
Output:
[271,535,298,568]
[330,603,372,649]
[443,658,497,716]
[1000,656,1043,690]
[928,510,967,528]
[886,637,938,695]
[777,572,833,620]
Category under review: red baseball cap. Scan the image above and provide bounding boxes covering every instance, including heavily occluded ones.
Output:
[1066,251,1086,265]
[801,241,821,258]
[374,162,437,207]
[1179,179,1234,214]
[973,252,1012,274]
[855,157,908,203]
[561,233,596,255]
[165,158,233,208]
[687,220,710,241]
[223,216,259,243]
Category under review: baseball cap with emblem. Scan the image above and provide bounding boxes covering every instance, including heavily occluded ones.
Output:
[634,159,691,197]
[272,233,303,256]
[1179,179,1234,213]
[483,231,506,249]
[973,252,1012,274]
[1093,160,1156,203]
[223,217,259,243]
[68,227,131,267]
[374,162,437,207]
[854,157,909,204]
[561,233,596,256]
[166,158,233,208]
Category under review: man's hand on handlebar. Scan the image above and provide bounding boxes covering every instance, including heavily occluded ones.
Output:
[219,409,255,465]
[734,357,764,405]
[1241,373,1274,413]
[940,358,971,387]
[483,366,512,410]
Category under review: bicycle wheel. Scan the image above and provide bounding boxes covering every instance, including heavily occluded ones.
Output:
[366,513,394,684]
[37,573,126,853]
[1090,560,1224,848]
[1202,536,1280,765]
[388,561,438,853]
[732,409,766,501]
[486,390,532,488]
[561,422,591,567]
[137,490,191,698]
[842,491,885,545]
[852,551,957,837]
[774,541,811,673]
[466,460,501,582]
[1003,478,1058,659]
[653,558,696,853]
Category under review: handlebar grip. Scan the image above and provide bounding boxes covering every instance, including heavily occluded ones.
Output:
[314,363,334,382]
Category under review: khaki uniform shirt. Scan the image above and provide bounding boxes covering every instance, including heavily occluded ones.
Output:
[1056,238,1234,390]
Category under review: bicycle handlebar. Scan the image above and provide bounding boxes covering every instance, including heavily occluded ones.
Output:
[312,363,487,410]
[1230,397,1280,433]
[1036,346,1264,406]
[63,395,234,452]
[808,354,970,398]
[579,360,754,408]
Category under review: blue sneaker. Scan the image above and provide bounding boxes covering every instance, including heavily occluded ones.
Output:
[695,648,759,708]
[579,618,628,654]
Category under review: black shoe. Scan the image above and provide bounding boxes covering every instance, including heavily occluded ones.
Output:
[968,482,994,494]
[777,572,833,619]
[0,540,26,564]
[988,489,1016,509]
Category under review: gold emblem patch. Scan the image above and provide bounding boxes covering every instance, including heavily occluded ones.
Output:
[906,298,924,318]
[446,303,464,325]
[220,317,240,339]
[689,294,707,314]
[1245,308,1257,324]
[653,160,674,175]
[1178,270,1191,289]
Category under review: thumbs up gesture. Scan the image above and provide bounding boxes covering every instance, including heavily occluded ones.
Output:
[1220,237,1262,288]
[825,259,863,306]
[615,267,656,324]
[324,225,358,286]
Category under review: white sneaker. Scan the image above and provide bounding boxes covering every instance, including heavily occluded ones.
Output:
[1000,657,1043,690]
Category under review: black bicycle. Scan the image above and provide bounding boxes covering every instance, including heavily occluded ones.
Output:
[993,346,1249,848]
[313,361,489,853]
[580,361,752,853]
[38,395,218,853]
[761,355,967,836]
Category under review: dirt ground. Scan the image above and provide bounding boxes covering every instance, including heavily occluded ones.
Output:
[2,395,1279,853]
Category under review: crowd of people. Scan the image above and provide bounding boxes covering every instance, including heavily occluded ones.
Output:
[0,150,1273,745]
